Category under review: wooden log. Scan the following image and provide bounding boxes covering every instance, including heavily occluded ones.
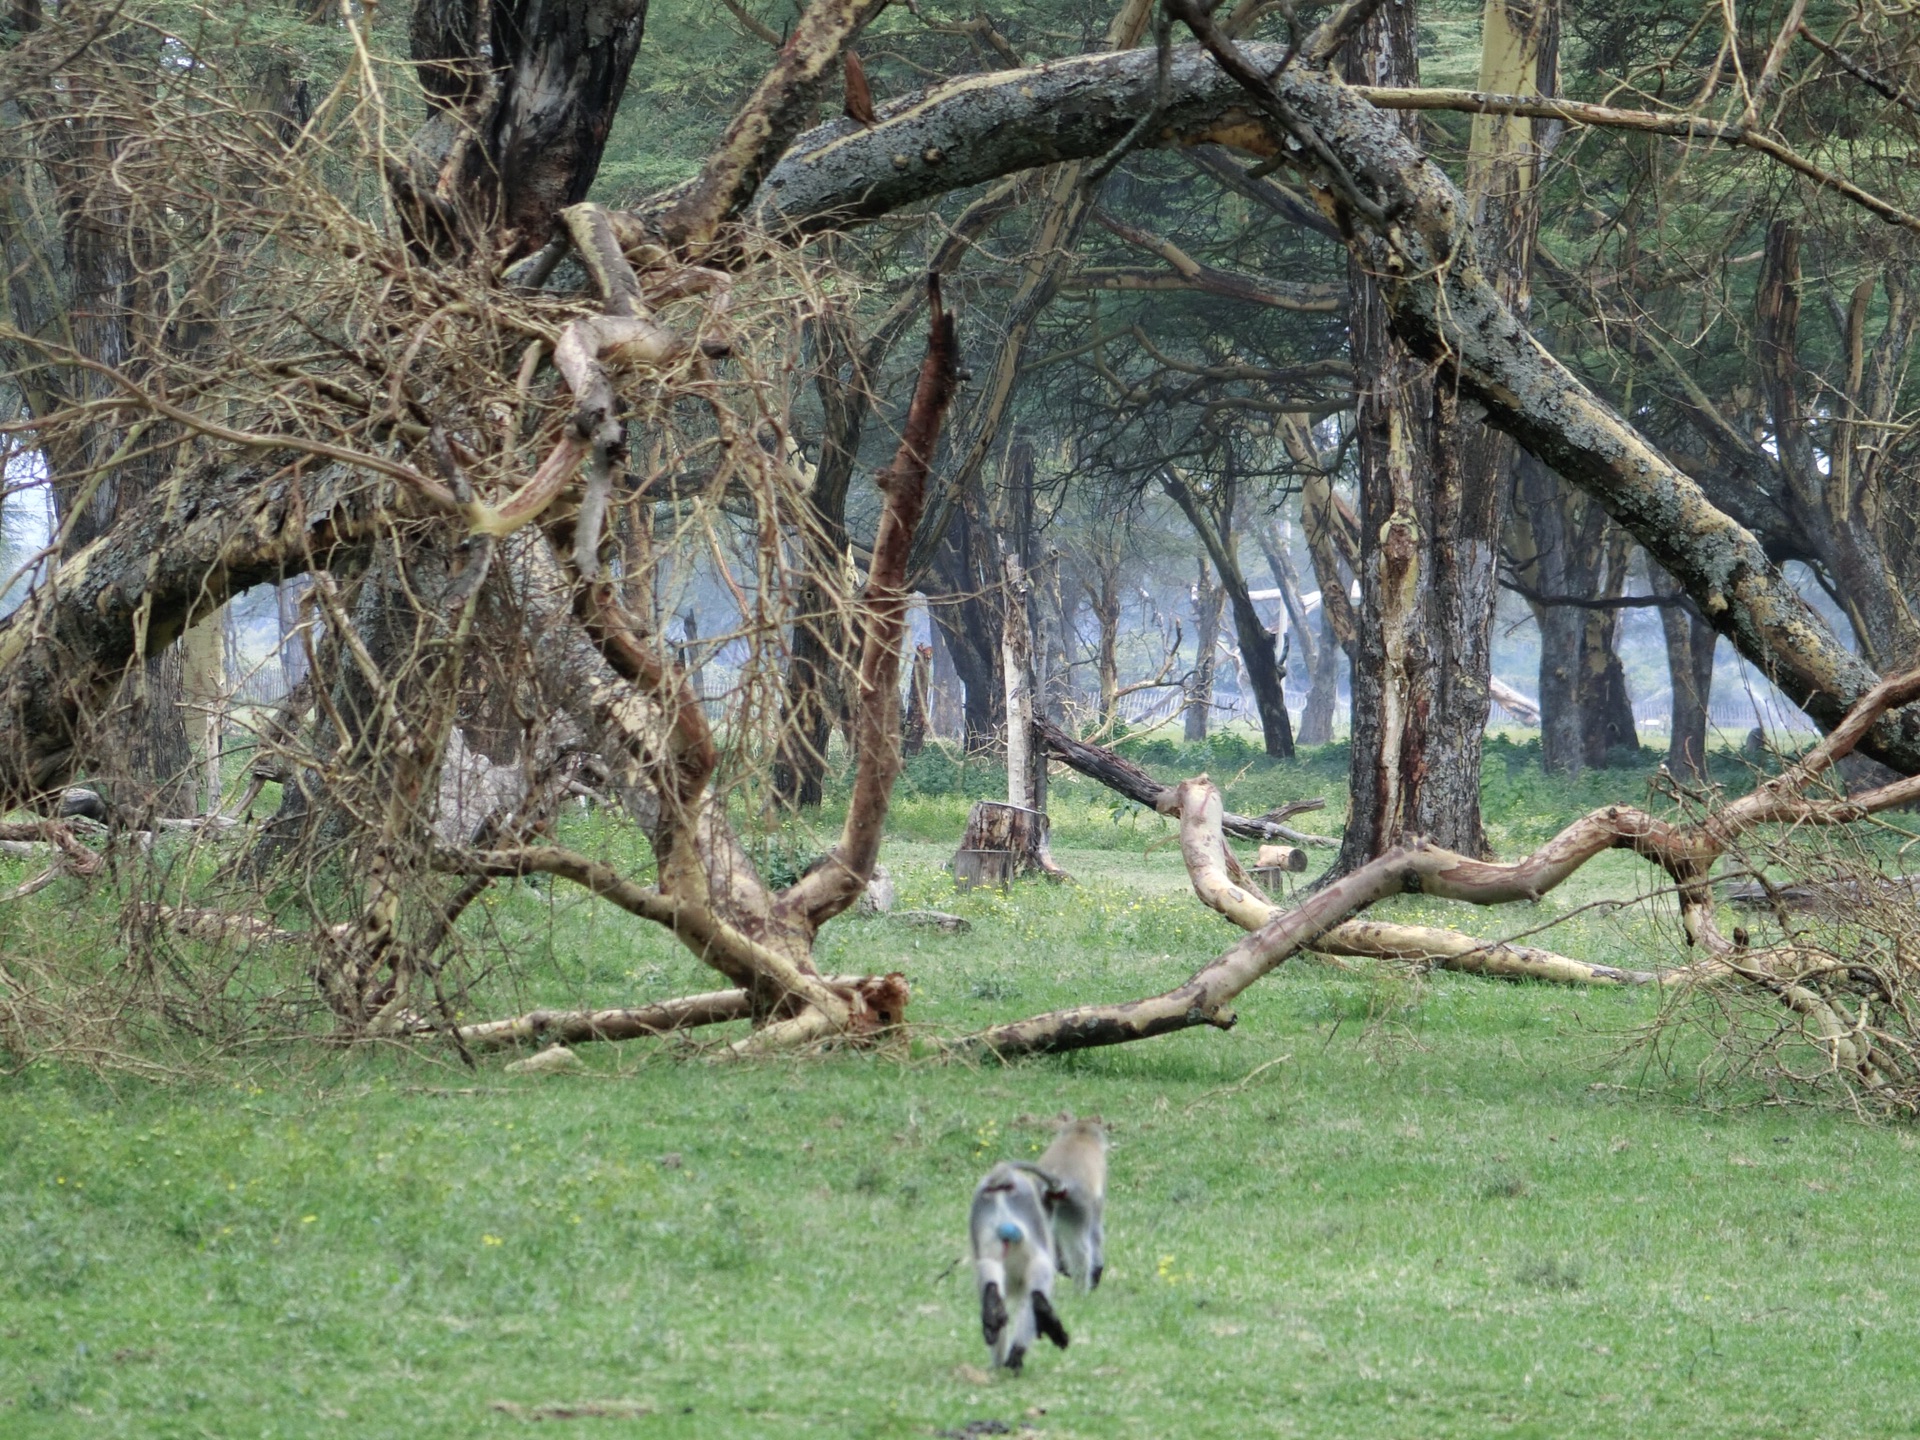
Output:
[1033,718,1337,846]
[1255,843,1308,872]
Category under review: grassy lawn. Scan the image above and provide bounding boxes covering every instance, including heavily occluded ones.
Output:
[4,741,1918,1438]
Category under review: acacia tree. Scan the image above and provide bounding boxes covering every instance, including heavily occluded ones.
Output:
[7,0,1920,1062]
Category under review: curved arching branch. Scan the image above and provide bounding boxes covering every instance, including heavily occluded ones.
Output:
[669,43,1920,773]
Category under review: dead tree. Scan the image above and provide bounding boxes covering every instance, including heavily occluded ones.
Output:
[8,3,1920,1061]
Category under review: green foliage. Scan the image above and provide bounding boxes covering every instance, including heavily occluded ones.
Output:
[8,928,1920,1437]
[8,739,1918,1434]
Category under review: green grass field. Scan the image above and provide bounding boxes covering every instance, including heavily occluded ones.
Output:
[5,740,1918,1438]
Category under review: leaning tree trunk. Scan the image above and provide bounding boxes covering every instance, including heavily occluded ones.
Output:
[1161,470,1293,758]
[1184,555,1224,742]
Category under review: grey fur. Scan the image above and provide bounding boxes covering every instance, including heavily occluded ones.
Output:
[968,1162,1068,1370]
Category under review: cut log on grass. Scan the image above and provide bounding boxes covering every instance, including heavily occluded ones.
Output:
[1034,718,1336,846]
[1255,844,1308,872]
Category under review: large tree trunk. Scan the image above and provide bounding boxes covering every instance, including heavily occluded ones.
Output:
[1652,563,1717,782]
[11,25,199,817]
[1338,4,1483,864]
[1339,0,1555,864]
[396,0,651,258]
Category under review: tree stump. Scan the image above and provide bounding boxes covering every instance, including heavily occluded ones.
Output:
[953,847,1015,892]
[953,800,1068,888]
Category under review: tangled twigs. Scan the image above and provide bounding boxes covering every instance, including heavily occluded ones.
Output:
[0,820,103,904]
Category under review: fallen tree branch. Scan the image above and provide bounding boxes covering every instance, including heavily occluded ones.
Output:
[1309,920,1659,986]
[456,991,753,1050]
[953,830,1461,1058]
[1034,717,1336,845]
[959,675,1920,1063]
[1169,778,1667,986]
[439,844,847,1015]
